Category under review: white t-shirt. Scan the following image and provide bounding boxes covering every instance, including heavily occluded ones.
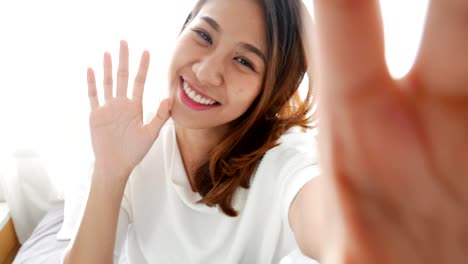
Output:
[63,120,320,264]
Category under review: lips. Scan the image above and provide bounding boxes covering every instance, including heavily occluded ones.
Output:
[182,80,218,105]
[179,77,220,111]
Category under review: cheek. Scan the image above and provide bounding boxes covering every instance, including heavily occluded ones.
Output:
[230,80,263,106]
[168,34,194,74]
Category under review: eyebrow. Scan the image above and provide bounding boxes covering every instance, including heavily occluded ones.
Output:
[240,43,267,65]
[201,16,220,32]
[201,16,267,65]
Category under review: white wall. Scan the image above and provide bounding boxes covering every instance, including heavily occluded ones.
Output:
[0,0,428,206]
[0,1,194,193]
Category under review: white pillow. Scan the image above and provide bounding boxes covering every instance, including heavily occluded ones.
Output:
[56,160,93,240]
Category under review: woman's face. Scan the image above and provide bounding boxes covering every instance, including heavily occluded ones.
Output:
[168,0,267,131]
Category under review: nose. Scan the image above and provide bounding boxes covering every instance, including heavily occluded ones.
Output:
[192,54,224,87]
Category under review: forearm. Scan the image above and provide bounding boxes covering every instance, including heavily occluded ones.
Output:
[64,166,130,264]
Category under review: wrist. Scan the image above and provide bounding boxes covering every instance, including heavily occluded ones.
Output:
[92,163,132,191]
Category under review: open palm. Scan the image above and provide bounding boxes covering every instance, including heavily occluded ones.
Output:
[87,41,170,177]
[312,1,468,263]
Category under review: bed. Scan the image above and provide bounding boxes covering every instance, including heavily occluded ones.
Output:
[13,203,70,264]
[12,203,316,264]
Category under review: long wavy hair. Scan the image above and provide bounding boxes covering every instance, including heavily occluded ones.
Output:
[180,0,314,217]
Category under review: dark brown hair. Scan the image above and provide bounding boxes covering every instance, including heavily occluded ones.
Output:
[181,0,313,216]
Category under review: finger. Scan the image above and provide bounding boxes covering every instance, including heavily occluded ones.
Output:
[300,1,315,72]
[412,0,468,94]
[313,0,390,97]
[116,40,129,98]
[87,68,100,110]
[132,50,150,103]
[103,52,113,101]
[146,98,171,141]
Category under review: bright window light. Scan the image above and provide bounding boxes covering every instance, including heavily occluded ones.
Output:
[0,0,429,186]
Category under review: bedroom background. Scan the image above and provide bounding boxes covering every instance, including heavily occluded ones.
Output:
[0,0,428,257]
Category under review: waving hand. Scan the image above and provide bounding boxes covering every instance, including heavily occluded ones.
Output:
[312,1,468,263]
[87,41,171,178]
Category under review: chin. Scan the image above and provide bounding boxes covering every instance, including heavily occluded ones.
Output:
[171,104,209,129]
[172,106,235,133]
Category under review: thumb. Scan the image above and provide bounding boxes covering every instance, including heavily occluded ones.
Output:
[146,98,172,141]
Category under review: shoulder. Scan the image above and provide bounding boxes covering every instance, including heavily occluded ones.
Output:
[265,127,318,165]
[254,127,318,183]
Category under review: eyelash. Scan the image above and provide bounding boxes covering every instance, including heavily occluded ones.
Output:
[193,29,213,45]
[192,29,256,72]
[235,57,255,71]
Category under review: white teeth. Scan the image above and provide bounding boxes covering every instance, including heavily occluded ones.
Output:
[189,90,196,99]
[183,81,217,105]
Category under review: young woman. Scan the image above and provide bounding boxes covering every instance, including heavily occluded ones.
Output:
[64,0,320,263]
[64,0,468,262]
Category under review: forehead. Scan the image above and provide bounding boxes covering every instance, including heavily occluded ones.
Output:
[195,0,267,51]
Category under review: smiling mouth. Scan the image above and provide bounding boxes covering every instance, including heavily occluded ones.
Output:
[181,77,220,106]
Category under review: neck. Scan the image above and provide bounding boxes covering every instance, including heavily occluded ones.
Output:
[174,124,228,191]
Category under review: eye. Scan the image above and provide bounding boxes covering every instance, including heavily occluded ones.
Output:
[192,29,213,45]
[235,57,256,71]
